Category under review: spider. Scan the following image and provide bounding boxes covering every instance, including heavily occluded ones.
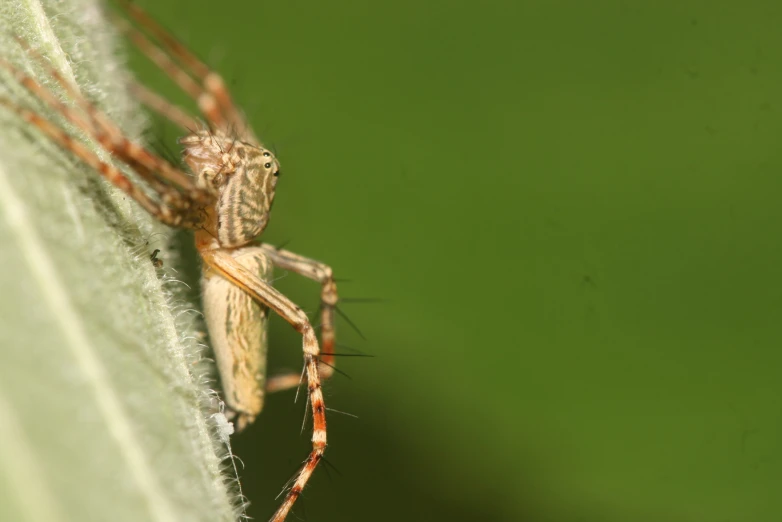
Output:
[0,2,340,521]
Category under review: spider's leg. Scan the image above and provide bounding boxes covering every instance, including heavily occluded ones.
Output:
[199,241,327,522]
[257,244,340,391]
[0,98,190,227]
[13,38,126,147]
[115,1,252,139]
[130,80,200,132]
[0,56,209,206]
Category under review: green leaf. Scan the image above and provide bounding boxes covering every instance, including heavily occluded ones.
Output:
[0,1,242,520]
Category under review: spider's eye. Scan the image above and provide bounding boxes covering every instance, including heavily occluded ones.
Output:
[263,151,271,157]
[264,162,272,169]
[274,170,280,177]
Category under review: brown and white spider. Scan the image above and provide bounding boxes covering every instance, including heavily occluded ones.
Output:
[0,2,340,521]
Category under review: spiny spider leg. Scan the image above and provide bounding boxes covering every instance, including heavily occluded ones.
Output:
[0,97,183,225]
[115,0,252,139]
[129,80,201,132]
[0,53,209,209]
[259,244,340,391]
[0,56,93,135]
[198,239,327,522]
[13,37,126,146]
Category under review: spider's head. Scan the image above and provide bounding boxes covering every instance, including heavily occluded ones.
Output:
[181,130,280,247]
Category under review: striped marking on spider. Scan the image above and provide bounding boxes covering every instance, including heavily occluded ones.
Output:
[0,2,343,520]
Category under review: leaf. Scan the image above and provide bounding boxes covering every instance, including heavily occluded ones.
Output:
[0,1,242,520]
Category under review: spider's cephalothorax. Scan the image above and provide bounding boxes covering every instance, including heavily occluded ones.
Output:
[181,130,280,248]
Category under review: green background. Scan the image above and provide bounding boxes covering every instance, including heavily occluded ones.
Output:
[131,1,782,521]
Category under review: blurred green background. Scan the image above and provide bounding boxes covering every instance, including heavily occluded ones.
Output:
[130,1,782,521]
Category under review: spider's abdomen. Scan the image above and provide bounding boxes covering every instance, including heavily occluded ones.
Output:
[201,246,273,430]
